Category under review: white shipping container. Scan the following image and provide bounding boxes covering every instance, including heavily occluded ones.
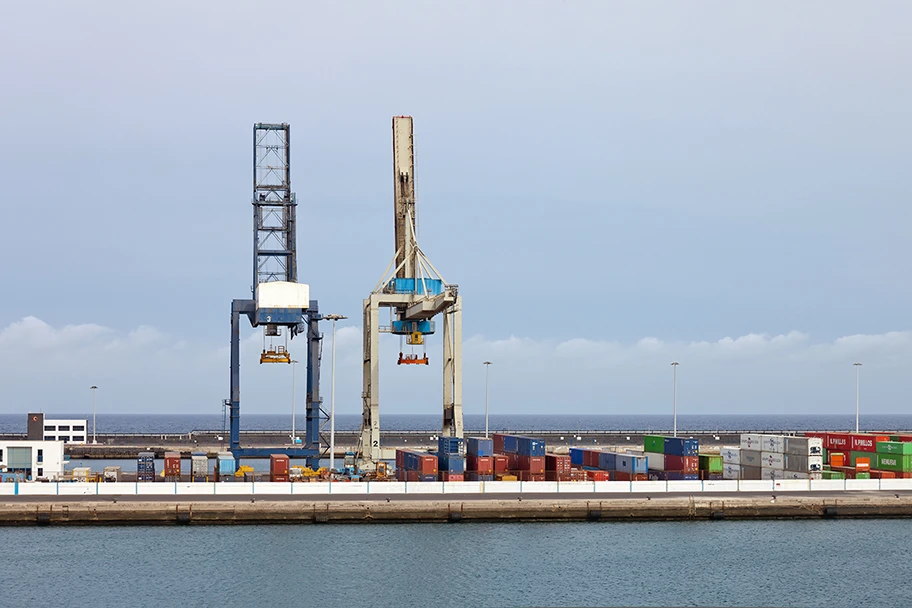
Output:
[740,450,763,467]
[762,467,785,480]
[783,471,823,480]
[784,454,824,472]
[784,437,823,456]
[645,452,665,472]
[740,434,764,451]
[722,464,741,480]
[761,435,786,453]
[720,447,740,464]
[256,281,310,309]
[761,451,785,470]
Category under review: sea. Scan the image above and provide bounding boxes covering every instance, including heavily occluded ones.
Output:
[3,413,911,607]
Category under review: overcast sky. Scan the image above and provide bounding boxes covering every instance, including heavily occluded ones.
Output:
[1,2,909,416]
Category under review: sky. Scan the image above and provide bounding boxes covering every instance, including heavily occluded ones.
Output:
[0,2,909,417]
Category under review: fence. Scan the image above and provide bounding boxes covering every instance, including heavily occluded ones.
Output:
[3,478,912,497]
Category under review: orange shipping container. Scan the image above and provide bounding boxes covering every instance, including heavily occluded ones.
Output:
[830,453,845,467]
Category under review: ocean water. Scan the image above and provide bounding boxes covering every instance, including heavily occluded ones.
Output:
[3,413,912,434]
[2,519,909,608]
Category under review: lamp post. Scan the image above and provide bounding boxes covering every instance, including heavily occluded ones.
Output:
[290,360,299,443]
[324,314,347,473]
[90,385,98,444]
[854,362,862,433]
[671,362,679,438]
[483,361,492,438]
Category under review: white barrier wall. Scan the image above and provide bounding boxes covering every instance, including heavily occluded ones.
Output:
[7,478,912,497]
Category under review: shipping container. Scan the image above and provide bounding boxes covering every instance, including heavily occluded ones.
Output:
[598,451,616,472]
[615,453,648,475]
[544,471,572,482]
[664,437,699,456]
[569,447,585,466]
[582,469,608,481]
[216,452,236,475]
[137,451,156,482]
[876,441,912,455]
[848,451,873,467]
[438,472,464,482]
[645,452,665,471]
[761,435,785,453]
[700,471,725,481]
[516,436,546,457]
[465,471,494,482]
[585,449,601,468]
[545,454,571,474]
[893,471,912,479]
[722,463,742,480]
[760,452,785,470]
[649,471,699,481]
[270,454,290,481]
[438,452,466,474]
[191,455,208,480]
[740,465,762,481]
[644,435,665,453]
[720,447,740,464]
[875,453,912,472]
[492,454,509,474]
[850,434,891,453]
[466,437,493,457]
[869,470,896,479]
[830,452,845,467]
[782,471,823,480]
[740,450,762,467]
[466,455,493,474]
[502,434,519,454]
[855,471,871,480]
[820,469,845,480]
[164,451,181,477]
[783,454,824,472]
[515,455,545,474]
[826,433,851,452]
[740,434,764,451]
[438,436,465,455]
[761,467,785,480]
[784,436,824,456]
[664,455,699,473]
[698,454,723,473]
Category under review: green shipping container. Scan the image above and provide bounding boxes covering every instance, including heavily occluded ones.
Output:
[875,453,912,472]
[820,469,845,480]
[698,454,722,473]
[876,441,912,455]
[644,435,665,454]
[855,472,871,480]
[848,451,875,467]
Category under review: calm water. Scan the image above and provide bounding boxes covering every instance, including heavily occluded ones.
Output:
[3,413,912,434]
[2,519,908,607]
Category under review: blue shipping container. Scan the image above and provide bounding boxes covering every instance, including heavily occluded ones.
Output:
[417,474,438,482]
[569,448,585,466]
[598,451,616,472]
[466,437,493,457]
[516,436,546,457]
[663,437,699,457]
[438,436,465,455]
[502,435,519,454]
[217,456,236,475]
[438,453,466,474]
[616,454,648,474]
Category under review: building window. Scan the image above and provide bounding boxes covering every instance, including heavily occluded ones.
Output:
[44,436,55,441]
[37,449,43,463]
[59,436,70,443]
[37,468,43,477]
[44,425,56,431]
[73,436,85,442]
[73,425,85,431]
[58,425,70,431]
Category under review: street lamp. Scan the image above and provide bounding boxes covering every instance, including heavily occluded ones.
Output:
[290,360,299,443]
[854,362,862,433]
[90,385,98,444]
[483,361,492,438]
[324,314,348,473]
[671,362,679,438]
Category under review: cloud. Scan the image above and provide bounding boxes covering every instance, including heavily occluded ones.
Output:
[0,316,908,416]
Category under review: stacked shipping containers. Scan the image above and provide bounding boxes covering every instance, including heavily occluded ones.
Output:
[465,437,494,481]
[720,435,823,480]
[644,436,699,481]
[437,436,466,481]
[493,434,546,481]
[137,451,156,482]
[395,449,438,481]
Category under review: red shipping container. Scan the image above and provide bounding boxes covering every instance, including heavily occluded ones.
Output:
[850,434,891,452]
[585,469,610,481]
[633,473,648,482]
[466,455,493,474]
[493,434,506,454]
[545,471,573,482]
[613,471,632,481]
[545,453,571,474]
[585,450,601,469]
[826,433,851,452]
[664,455,699,473]
[396,450,404,469]
[164,454,181,477]
[515,455,545,474]
[492,454,509,474]
[439,472,464,482]
[893,471,912,479]
[894,435,912,443]
[270,454,290,476]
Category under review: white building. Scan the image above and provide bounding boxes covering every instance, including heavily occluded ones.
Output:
[0,440,66,481]
[42,419,89,444]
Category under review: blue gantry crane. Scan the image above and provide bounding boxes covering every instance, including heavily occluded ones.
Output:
[227,123,324,467]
